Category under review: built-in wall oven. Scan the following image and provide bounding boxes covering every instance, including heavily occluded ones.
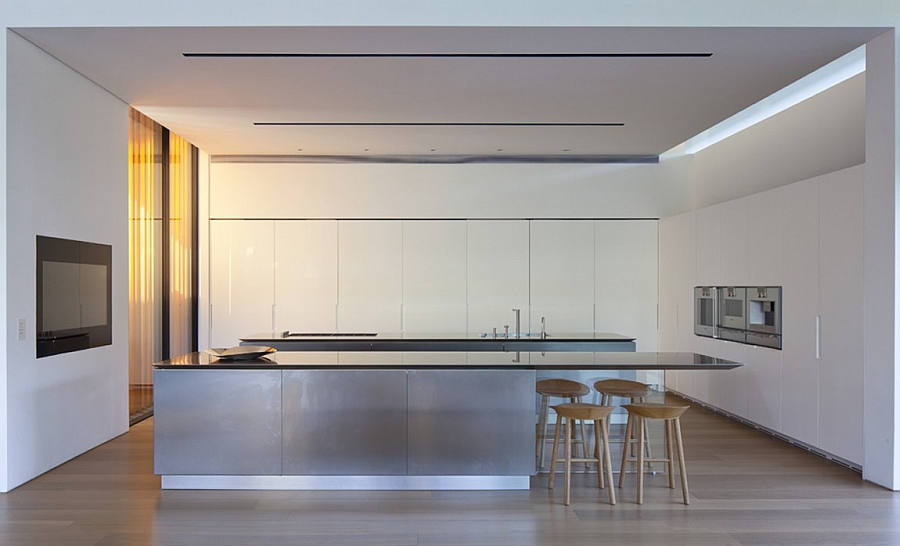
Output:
[746,286,782,349]
[694,287,717,337]
[717,287,747,343]
[693,285,782,349]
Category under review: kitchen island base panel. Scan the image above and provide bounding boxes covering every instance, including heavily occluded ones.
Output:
[160,475,531,491]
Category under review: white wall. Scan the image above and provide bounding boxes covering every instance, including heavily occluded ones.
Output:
[209,159,692,220]
[4,33,129,491]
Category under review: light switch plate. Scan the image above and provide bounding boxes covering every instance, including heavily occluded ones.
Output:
[17,318,26,341]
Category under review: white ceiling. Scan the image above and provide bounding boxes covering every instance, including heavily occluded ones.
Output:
[14,26,885,161]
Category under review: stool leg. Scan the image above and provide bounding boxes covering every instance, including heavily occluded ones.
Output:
[537,395,550,467]
[665,419,675,489]
[548,412,563,490]
[570,396,589,468]
[600,417,616,505]
[636,416,645,505]
[674,417,690,505]
[618,412,633,489]
[593,420,603,489]
[638,396,653,471]
[564,417,573,506]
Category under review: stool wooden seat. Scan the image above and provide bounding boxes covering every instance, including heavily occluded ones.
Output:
[594,378,654,465]
[547,403,616,506]
[536,379,590,469]
[592,379,652,405]
[618,403,690,505]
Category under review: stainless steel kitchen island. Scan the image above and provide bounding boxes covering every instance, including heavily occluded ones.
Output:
[153,351,740,490]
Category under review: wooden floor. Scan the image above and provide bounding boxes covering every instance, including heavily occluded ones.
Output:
[1,396,898,546]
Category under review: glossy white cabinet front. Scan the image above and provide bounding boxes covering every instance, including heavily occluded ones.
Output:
[209,220,275,347]
[337,221,403,333]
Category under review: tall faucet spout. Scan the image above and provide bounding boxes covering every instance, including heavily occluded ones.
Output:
[512,308,521,339]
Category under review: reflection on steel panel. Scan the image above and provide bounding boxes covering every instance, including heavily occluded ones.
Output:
[153,369,282,475]
[283,370,408,475]
[408,369,535,475]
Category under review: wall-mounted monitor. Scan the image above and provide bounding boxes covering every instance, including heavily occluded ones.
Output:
[36,235,112,358]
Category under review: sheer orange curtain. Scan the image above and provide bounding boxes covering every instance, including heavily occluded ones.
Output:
[128,109,196,421]
[128,109,162,418]
[168,132,195,357]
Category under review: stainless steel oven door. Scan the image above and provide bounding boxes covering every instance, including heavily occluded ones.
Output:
[718,287,747,330]
[694,287,717,337]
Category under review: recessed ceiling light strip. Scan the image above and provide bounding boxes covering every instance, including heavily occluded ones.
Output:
[184,52,712,59]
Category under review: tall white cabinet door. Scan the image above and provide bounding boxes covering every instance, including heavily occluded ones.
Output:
[466,220,529,336]
[529,220,595,334]
[337,221,403,333]
[402,220,467,333]
[695,206,722,286]
[818,171,864,465]
[274,220,338,333]
[595,220,659,352]
[779,178,820,447]
[208,220,275,347]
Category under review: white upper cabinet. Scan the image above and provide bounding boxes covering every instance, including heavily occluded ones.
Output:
[274,220,338,333]
[596,220,659,351]
[746,188,783,285]
[718,200,749,285]
[208,220,275,347]
[817,169,864,465]
[402,220,467,333]
[337,221,403,333]
[529,220,595,334]
[695,205,722,286]
[466,220,530,336]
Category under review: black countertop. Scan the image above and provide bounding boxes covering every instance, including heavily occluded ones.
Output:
[154,351,742,371]
[239,332,637,352]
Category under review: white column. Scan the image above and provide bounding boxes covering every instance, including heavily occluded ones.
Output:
[864,30,899,490]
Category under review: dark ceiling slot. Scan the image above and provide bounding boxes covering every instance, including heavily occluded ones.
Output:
[253,122,625,127]
[183,52,713,59]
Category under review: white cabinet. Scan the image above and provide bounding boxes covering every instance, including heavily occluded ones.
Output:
[402,220,467,333]
[695,206,722,286]
[818,172,864,464]
[719,200,749,285]
[274,220,338,333]
[595,220,659,352]
[661,212,697,395]
[746,188,783,285]
[529,220,595,334]
[780,178,820,447]
[208,220,275,347]
[466,220,529,336]
[337,221,403,333]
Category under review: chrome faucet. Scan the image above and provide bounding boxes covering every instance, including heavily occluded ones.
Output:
[512,308,521,338]
[541,316,546,339]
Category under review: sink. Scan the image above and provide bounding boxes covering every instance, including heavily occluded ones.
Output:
[478,332,547,339]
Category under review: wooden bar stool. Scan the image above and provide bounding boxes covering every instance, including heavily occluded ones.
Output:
[536,379,590,469]
[547,403,616,506]
[593,379,653,464]
[618,403,690,505]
